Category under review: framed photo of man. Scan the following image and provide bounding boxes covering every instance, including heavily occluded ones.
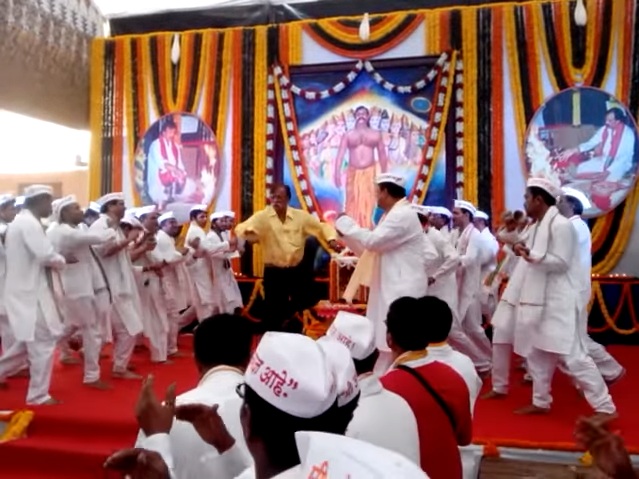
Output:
[524,87,639,218]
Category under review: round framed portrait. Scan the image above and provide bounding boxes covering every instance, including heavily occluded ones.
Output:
[133,113,222,223]
[524,87,639,218]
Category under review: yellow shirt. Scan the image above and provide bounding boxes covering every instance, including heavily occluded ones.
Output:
[234,206,337,268]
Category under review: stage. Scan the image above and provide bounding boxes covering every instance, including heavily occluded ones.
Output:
[0,275,638,478]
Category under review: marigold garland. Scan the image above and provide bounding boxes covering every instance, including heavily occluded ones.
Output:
[89,39,106,201]
[0,410,34,443]
[460,7,479,205]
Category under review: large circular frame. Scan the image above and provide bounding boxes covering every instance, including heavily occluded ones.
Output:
[133,112,222,223]
[524,86,639,218]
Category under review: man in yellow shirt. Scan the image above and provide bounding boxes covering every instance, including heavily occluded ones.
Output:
[235,184,342,332]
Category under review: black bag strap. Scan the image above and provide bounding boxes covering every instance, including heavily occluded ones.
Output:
[396,364,457,432]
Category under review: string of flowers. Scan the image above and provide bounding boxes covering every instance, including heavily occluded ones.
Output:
[274,61,363,101]
[362,51,449,93]
[454,56,465,200]
[587,280,639,335]
[265,72,277,203]
[412,53,457,203]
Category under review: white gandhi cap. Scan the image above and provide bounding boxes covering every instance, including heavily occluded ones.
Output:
[317,337,360,407]
[475,210,489,221]
[96,192,124,207]
[375,173,406,188]
[53,195,77,222]
[245,332,337,418]
[454,200,477,216]
[527,176,562,198]
[158,211,176,224]
[296,431,429,479]
[326,311,376,361]
[23,184,54,199]
[562,187,591,210]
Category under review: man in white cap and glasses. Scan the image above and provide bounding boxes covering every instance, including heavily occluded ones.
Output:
[185,204,220,322]
[335,174,433,373]
[208,211,243,315]
[557,187,625,385]
[428,206,454,243]
[90,192,144,379]
[326,310,420,465]
[0,185,74,404]
[156,211,193,357]
[47,195,117,389]
[451,200,492,376]
[486,177,617,419]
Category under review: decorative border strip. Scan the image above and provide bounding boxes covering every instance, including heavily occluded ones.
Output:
[454,57,465,199]
[265,72,277,202]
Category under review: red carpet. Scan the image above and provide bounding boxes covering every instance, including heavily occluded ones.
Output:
[0,342,637,478]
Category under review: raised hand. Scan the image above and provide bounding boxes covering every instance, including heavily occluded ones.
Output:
[175,403,235,453]
[134,375,176,437]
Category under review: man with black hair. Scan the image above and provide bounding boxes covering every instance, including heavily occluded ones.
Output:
[134,313,255,478]
[558,188,625,385]
[335,174,433,373]
[0,185,71,404]
[381,296,472,479]
[417,296,481,415]
[451,200,492,376]
[326,310,420,465]
[147,118,188,207]
[487,177,616,419]
[235,183,341,332]
[90,192,144,379]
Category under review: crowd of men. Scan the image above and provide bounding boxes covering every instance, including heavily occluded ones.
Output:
[0,172,630,478]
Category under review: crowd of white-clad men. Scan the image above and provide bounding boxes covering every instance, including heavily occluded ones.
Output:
[0,172,630,479]
[0,187,244,403]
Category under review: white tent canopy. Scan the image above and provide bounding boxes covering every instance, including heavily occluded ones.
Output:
[93,0,318,19]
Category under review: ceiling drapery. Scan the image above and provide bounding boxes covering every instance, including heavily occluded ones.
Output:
[0,0,104,129]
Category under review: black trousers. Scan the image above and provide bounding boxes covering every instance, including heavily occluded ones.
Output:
[262,263,317,332]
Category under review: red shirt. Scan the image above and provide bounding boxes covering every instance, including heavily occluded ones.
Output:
[381,360,472,479]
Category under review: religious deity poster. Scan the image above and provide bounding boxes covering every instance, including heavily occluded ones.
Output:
[278,54,454,228]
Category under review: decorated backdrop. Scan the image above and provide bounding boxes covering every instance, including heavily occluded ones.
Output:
[90,0,639,279]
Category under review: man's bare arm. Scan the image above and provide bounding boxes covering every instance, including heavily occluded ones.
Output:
[377,133,388,172]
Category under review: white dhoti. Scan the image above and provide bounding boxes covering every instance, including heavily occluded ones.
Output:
[138,282,169,363]
[452,298,492,372]
[0,314,17,352]
[0,309,57,404]
[60,297,105,383]
[110,296,140,373]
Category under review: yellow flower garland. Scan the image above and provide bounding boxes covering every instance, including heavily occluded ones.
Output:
[461,8,479,205]
[0,410,34,443]
[89,39,106,201]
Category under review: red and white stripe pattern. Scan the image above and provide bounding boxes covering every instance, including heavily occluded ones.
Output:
[274,67,321,218]
[409,55,453,202]
[274,61,364,102]
[265,71,276,203]
[363,51,449,93]
[454,57,465,199]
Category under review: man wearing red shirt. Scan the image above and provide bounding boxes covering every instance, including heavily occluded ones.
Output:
[381,296,473,479]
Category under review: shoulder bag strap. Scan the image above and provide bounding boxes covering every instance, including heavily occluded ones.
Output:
[396,364,457,432]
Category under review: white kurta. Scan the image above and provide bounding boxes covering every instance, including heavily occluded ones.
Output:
[205,230,243,314]
[155,230,193,315]
[576,124,635,181]
[425,227,460,320]
[133,245,170,362]
[347,374,420,465]
[185,223,216,319]
[0,221,14,350]
[4,210,65,342]
[90,215,144,337]
[336,199,432,351]
[136,366,250,479]
[455,225,483,320]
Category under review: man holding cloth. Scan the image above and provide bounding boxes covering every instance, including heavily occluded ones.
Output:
[502,177,616,418]
[335,174,435,372]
